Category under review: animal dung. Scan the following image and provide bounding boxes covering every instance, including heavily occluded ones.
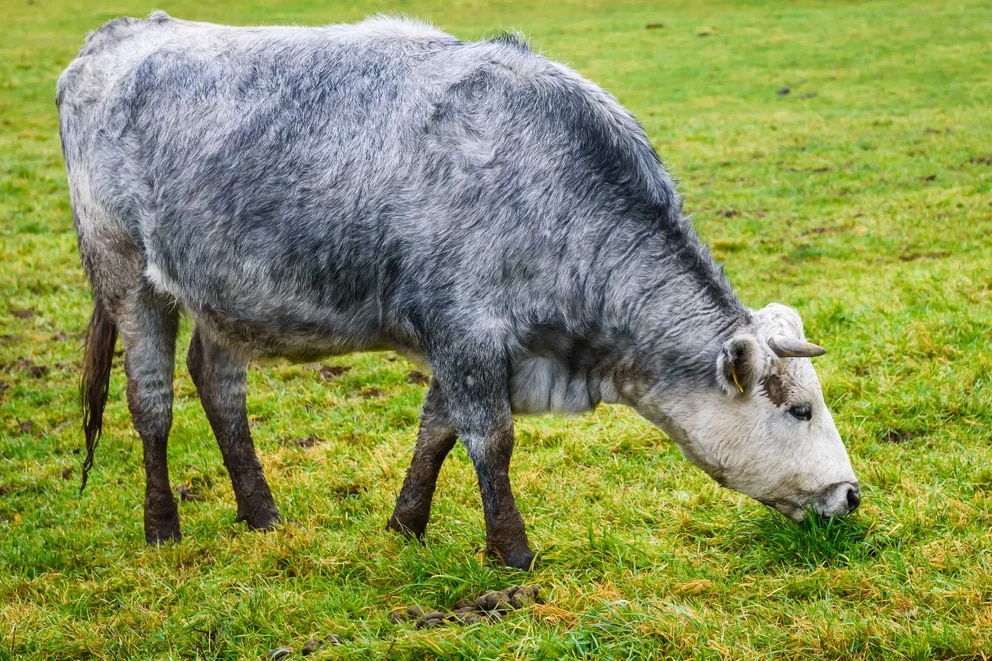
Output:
[391,585,543,628]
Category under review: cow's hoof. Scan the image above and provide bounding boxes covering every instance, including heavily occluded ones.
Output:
[491,545,534,571]
[237,505,281,531]
[145,493,181,544]
[145,522,182,545]
[386,514,426,541]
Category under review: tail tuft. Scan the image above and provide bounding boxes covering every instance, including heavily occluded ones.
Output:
[80,299,118,493]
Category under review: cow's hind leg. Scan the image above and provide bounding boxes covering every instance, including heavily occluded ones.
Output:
[186,325,280,530]
[388,377,457,539]
[119,285,181,544]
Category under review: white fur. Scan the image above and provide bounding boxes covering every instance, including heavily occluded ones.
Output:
[348,15,452,42]
[637,303,857,521]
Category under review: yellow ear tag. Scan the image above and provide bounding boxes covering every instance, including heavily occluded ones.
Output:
[731,365,745,394]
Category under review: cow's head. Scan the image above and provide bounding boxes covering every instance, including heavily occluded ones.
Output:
[638,303,859,522]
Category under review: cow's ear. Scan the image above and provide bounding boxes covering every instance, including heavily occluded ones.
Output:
[716,335,762,397]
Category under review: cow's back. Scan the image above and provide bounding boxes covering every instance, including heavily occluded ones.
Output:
[58,13,685,361]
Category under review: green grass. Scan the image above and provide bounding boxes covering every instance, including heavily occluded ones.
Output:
[2,0,991,658]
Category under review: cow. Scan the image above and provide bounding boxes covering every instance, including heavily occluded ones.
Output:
[57,12,859,569]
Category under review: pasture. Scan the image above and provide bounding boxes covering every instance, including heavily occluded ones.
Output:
[1,0,991,658]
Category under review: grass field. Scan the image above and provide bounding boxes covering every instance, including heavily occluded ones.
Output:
[2,0,991,658]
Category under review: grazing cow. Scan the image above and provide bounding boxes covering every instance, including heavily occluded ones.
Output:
[57,12,859,569]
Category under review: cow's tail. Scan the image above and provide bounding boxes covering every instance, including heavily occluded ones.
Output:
[80,298,118,493]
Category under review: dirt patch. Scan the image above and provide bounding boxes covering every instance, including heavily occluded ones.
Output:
[882,428,920,444]
[7,358,49,378]
[329,483,364,498]
[804,225,844,235]
[899,250,949,262]
[316,364,350,382]
[391,585,543,628]
[407,370,430,385]
[178,485,203,502]
[11,309,37,319]
[788,166,831,173]
[281,436,323,449]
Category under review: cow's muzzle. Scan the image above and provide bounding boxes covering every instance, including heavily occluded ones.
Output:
[763,481,861,522]
[812,481,861,518]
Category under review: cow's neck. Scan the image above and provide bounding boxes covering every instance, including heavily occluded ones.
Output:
[596,220,750,387]
[507,234,748,416]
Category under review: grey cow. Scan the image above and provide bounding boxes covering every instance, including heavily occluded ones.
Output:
[57,13,859,569]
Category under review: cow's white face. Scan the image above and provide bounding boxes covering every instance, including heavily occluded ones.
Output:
[637,303,859,521]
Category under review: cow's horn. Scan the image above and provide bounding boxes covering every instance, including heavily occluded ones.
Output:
[768,335,825,358]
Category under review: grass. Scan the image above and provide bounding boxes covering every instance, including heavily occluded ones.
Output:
[2,0,991,658]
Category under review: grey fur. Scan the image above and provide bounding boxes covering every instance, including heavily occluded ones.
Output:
[58,13,856,568]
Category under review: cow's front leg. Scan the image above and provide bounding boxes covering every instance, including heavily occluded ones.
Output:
[388,378,457,538]
[187,326,280,531]
[465,418,533,570]
[432,351,533,570]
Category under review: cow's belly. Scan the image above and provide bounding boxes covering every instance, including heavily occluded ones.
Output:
[145,260,382,361]
[191,304,382,362]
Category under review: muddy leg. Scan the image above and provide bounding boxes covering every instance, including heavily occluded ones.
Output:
[465,417,533,569]
[434,352,533,570]
[120,286,181,544]
[187,325,280,530]
[387,378,457,538]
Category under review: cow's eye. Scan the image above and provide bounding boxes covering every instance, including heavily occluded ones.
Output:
[788,404,812,421]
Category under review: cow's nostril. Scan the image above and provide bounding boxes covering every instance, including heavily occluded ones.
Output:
[846,486,861,512]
